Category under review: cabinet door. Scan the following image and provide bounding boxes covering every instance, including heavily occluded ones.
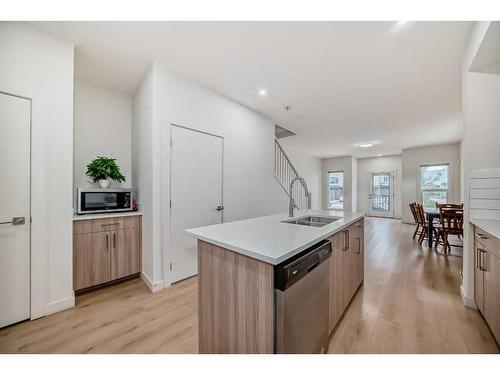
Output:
[474,244,484,313]
[73,231,111,290]
[341,229,353,311]
[111,227,141,280]
[353,220,364,289]
[484,250,500,343]
[328,231,344,334]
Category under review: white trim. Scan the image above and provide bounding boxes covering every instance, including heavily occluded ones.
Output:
[417,163,452,207]
[366,170,396,218]
[141,272,165,293]
[460,285,477,309]
[44,295,75,316]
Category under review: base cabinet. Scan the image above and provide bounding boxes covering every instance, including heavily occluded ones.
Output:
[74,231,111,290]
[73,215,142,291]
[328,218,365,334]
[474,227,500,344]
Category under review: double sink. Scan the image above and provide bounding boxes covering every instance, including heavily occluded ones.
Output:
[282,215,341,228]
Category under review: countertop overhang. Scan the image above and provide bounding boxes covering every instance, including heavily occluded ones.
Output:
[73,211,143,221]
[185,210,365,265]
[470,218,500,239]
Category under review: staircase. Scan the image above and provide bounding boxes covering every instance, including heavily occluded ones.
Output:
[274,138,309,210]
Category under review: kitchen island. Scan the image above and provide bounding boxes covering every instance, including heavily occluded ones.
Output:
[186,209,365,354]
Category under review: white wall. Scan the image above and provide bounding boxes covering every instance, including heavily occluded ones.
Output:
[132,67,159,288]
[278,139,322,209]
[74,80,132,205]
[357,155,402,218]
[0,23,74,317]
[401,143,461,223]
[321,156,357,212]
[132,63,292,288]
[461,21,500,307]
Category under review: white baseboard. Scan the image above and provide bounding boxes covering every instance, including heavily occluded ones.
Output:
[44,295,75,316]
[460,285,477,309]
[141,272,165,293]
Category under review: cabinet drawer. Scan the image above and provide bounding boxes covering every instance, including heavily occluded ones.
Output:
[475,227,500,258]
[74,215,141,235]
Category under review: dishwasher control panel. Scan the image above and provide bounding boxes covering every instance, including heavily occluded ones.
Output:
[274,239,332,291]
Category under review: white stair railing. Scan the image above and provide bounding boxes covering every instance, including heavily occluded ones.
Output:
[274,138,308,210]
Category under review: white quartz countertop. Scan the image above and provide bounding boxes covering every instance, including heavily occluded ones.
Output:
[73,211,143,221]
[470,218,500,240]
[185,210,365,265]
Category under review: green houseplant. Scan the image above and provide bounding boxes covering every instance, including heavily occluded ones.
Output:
[86,156,126,188]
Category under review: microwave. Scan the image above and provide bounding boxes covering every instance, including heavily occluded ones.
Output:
[77,188,133,215]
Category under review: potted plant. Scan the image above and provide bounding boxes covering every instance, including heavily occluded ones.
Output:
[85,156,126,188]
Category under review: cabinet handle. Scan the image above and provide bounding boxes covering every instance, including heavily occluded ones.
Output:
[356,237,361,254]
[480,250,487,271]
[106,233,109,250]
[102,222,119,228]
[477,248,481,270]
[343,230,350,251]
[113,232,116,248]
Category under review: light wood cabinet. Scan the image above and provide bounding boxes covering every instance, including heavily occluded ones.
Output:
[111,227,141,280]
[328,230,344,333]
[74,231,111,290]
[474,226,500,344]
[474,244,485,313]
[328,218,365,334]
[73,215,142,291]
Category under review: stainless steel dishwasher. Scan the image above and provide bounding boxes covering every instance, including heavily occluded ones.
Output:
[274,239,332,354]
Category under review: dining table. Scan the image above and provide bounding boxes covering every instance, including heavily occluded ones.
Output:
[424,207,440,245]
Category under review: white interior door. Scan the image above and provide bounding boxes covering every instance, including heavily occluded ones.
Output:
[170,125,223,283]
[368,171,395,218]
[0,92,31,328]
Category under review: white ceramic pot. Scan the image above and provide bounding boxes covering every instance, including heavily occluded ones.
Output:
[98,179,110,188]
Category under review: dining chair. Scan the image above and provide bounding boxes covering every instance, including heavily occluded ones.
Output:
[409,203,420,239]
[415,203,438,246]
[435,208,464,254]
[436,202,464,209]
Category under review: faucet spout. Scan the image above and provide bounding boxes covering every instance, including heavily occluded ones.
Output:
[289,176,312,217]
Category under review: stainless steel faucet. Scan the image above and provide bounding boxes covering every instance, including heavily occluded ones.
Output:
[289,177,312,217]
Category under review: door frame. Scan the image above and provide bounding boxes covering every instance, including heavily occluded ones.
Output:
[168,123,224,283]
[367,170,395,218]
[0,90,32,323]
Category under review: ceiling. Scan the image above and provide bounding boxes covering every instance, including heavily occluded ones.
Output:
[470,22,500,75]
[31,21,473,158]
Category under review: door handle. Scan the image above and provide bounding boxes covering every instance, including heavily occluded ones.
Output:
[216,205,224,211]
[0,217,25,225]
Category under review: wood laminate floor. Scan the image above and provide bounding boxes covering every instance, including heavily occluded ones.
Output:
[0,217,498,353]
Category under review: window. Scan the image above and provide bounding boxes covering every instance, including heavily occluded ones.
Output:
[328,171,344,210]
[420,164,449,208]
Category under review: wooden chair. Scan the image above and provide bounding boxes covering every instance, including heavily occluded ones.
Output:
[435,208,464,254]
[409,203,420,239]
[414,203,438,246]
[436,202,463,209]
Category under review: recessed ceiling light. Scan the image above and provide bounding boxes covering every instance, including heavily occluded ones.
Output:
[377,154,382,157]
[397,21,408,26]
[358,142,374,148]
[258,89,267,96]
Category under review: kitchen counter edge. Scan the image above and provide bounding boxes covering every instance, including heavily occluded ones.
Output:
[186,211,365,265]
[73,211,143,221]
